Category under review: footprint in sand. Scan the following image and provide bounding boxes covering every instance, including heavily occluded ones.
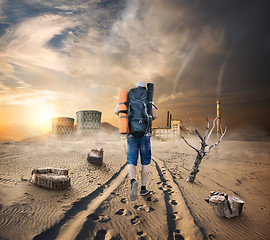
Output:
[120,198,127,204]
[136,231,151,240]
[134,204,140,210]
[176,174,183,180]
[96,215,111,223]
[111,192,120,196]
[170,199,178,205]
[168,191,175,196]
[145,197,158,202]
[94,229,120,240]
[173,211,183,220]
[131,216,140,225]
[173,230,184,240]
[115,208,130,216]
[115,209,125,215]
[134,204,155,212]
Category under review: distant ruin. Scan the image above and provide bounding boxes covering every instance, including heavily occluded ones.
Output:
[152,111,193,140]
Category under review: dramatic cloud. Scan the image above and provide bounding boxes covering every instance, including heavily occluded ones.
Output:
[0,0,269,140]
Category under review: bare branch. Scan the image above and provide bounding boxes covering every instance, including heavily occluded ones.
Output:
[185,115,227,182]
[205,116,218,143]
[206,126,227,153]
[190,118,204,142]
[183,122,193,130]
[181,135,199,154]
[204,115,210,141]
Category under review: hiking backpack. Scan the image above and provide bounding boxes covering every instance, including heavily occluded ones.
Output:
[127,87,151,137]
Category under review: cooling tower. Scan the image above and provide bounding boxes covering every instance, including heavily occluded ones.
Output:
[52,117,74,135]
[76,110,102,135]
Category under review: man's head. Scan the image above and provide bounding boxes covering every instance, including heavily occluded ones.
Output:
[135,81,146,88]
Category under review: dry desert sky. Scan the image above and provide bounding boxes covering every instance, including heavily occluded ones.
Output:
[0,0,269,141]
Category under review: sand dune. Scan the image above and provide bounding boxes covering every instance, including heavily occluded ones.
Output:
[0,134,269,240]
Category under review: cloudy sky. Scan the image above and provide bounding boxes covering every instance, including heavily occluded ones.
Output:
[0,0,269,140]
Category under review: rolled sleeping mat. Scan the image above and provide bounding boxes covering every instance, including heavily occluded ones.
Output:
[147,83,154,116]
[119,90,129,134]
[147,83,154,133]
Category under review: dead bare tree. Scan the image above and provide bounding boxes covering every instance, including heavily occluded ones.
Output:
[181,116,227,182]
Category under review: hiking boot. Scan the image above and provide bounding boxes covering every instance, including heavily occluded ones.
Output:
[130,180,138,201]
[140,188,150,196]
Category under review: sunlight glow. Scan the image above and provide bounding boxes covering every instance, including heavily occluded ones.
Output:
[32,100,57,134]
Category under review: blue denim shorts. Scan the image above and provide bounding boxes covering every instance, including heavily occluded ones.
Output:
[127,136,151,166]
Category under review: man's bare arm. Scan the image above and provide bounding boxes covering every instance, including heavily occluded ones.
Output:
[114,104,119,116]
[152,106,157,120]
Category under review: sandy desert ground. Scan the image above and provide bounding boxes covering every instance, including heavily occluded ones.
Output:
[0,132,269,240]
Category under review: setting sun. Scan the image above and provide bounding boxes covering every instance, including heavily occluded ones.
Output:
[32,101,56,133]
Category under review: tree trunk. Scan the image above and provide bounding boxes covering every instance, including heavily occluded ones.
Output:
[181,116,226,182]
[186,153,203,182]
[205,191,245,218]
[87,148,104,165]
[31,167,71,190]
[228,195,245,216]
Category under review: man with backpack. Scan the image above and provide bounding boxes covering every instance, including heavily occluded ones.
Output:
[114,81,157,201]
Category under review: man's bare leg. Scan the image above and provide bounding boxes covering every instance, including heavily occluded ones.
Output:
[127,164,136,180]
[141,164,149,186]
[141,165,150,195]
[128,164,138,201]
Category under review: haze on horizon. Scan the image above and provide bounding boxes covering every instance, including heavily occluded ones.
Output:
[0,0,269,141]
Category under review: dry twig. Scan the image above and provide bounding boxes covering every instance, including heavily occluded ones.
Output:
[181,116,227,182]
